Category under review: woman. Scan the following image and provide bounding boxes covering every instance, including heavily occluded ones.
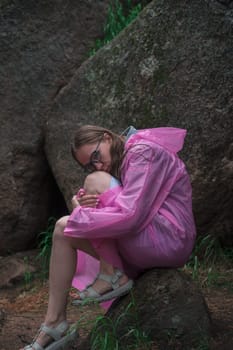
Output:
[22,125,196,350]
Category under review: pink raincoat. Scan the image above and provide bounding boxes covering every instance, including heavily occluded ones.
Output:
[64,128,196,293]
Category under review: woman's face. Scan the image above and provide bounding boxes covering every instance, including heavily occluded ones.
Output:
[74,133,113,173]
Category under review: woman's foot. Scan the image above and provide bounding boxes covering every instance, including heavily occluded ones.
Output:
[20,320,77,350]
[71,269,133,304]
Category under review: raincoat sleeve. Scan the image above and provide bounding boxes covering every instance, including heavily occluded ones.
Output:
[64,142,184,239]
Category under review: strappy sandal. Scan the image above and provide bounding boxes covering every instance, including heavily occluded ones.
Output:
[23,320,78,350]
[72,269,133,305]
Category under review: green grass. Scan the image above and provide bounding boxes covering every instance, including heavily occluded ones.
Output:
[89,0,142,56]
[184,234,233,291]
[36,217,56,279]
[186,233,233,267]
[73,294,152,350]
[23,256,33,288]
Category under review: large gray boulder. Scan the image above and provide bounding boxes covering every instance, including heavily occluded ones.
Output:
[0,250,37,288]
[77,269,211,349]
[45,0,233,244]
[0,0,111,254]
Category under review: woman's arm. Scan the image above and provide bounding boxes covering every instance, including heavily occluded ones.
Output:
[64,143,182,239]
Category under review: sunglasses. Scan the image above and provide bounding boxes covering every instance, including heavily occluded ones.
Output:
[81,134,104,173]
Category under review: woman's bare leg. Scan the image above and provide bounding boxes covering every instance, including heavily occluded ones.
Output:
[20,216,99,349]
[44,216,99,325]
[20,171,127,349]
[73,171,129,298]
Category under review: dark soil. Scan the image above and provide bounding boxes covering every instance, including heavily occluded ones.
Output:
[0,270,233,349]
[0,280,104,350]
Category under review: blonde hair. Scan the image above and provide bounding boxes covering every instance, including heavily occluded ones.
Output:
[72,125,125,180]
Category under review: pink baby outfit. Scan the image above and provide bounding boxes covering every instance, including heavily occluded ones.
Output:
[64,128,196,293]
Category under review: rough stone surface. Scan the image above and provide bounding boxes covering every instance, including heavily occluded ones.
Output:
[0,250,38,288]
[45,0,233,244]
[1,0,233,254]
[78,269,211,349]
[0,0,110,254]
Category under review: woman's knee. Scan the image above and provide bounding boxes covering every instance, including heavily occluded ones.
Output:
[84,171,112,194]
[53,216,69,241]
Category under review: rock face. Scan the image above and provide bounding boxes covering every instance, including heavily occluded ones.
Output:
[0,0,111,254]
[45,0,233,244]
[78,269,211,349]
[1,0,232,254]
[0,251,38,288]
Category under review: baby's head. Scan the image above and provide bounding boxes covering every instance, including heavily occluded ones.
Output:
[83,171,113,195]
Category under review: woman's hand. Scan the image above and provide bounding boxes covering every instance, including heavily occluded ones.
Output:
[71,188,99,209]
[71,195,80,209]
[77,194,99,208]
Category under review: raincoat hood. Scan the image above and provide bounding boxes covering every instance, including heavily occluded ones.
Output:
[126,127,187,154]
